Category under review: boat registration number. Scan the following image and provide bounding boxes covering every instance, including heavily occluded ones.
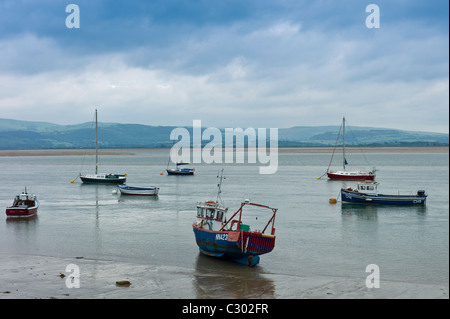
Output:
[215,233,228,241]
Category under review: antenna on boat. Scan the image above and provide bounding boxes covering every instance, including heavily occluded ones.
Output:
[216,168,225,204]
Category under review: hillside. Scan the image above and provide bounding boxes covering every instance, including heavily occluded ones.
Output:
[0,118,448,150]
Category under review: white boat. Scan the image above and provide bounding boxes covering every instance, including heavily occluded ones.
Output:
[117,185,159,196]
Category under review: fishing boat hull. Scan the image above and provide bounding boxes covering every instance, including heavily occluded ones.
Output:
[80,174,126,184]
[192,226,275,266]
[6,201,39,218]
[328,171,375,180]
[341,189,427,205]
[118,185,159,196]
[166,169,194,175]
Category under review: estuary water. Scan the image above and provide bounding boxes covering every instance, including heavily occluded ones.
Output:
[0,149,448,298]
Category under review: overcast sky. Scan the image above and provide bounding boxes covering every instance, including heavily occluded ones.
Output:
[0,0,448,133]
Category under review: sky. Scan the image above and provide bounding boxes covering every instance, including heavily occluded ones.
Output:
[0,0,448,133]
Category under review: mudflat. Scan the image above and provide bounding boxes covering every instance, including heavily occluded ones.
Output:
[0,147,447,157]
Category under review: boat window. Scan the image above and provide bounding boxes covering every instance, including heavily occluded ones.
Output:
[360,186,366,190]
[197,207,202,217]
[216,211,223,221]
[206,209,215,218]
[367,186,374,190]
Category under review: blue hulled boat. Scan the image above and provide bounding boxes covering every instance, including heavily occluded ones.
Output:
[192,170,278,266]
[341,181,427,205]
[166,163,195,175]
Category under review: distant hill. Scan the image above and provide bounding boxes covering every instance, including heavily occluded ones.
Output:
[0,118,448,150]
[277,125,449,147]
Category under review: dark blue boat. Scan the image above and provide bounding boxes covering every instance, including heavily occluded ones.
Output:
[166,163,195,175]
[78,110,127,184]
[341,181,427,205]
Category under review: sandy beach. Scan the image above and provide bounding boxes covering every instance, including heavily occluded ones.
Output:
[0,254,447,299]
[0,147,448,157]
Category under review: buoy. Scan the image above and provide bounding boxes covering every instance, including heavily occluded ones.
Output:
[329,197,337,204]
[70,180,75,183]
[160,172,163,175]
[124,173,127,176]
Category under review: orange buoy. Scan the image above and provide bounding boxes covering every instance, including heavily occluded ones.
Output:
[329,197,337,204]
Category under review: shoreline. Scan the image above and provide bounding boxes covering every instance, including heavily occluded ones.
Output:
[0,146,448,157]
[0,254,448,299]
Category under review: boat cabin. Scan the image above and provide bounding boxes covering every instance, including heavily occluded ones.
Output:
[347,181,379,194]
[13,193,37,208]
[196,201,228,231]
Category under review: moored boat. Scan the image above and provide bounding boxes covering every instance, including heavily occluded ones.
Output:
[166,163,195,175]
[6,188,39,218]
[327,170,375,180]
[117,185,159,196]
[78,109,127,184]
[341,181,427,205]
[192,170,277,266]
[324,117,376,180]
[80,173,126,184]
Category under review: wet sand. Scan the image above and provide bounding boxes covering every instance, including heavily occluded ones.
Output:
[0,255,447,299]
[0,149,139,156]
[0,147,448,157]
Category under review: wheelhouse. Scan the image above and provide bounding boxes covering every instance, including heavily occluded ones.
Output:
[356,181,379,194]
[196,201,228,231]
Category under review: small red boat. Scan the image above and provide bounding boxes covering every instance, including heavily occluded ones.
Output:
[327,170,375,180]
[6,188,39,218]
[323,117,376,180]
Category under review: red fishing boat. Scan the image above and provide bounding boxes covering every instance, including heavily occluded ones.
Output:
[192,170,277,266]
[6,188,39,218]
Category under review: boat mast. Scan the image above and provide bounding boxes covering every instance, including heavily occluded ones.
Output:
[342,116,346,170]
[216,168,224,203]
[95,109,98,175]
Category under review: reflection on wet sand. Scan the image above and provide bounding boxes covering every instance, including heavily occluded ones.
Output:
[193,253,275,298]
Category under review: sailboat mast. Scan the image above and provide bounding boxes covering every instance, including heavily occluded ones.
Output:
[216,169,224,203]
[342,116,346,170]
[95,109,98,175]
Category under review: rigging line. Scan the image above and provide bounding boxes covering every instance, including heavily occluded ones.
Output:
[79,111,97,174]
[167,129,177,169]
[80,113,95,174]
[327,121,343,172]
[345,119,372,167]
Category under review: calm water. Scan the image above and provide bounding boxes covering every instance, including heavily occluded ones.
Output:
[0,150,448,294]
